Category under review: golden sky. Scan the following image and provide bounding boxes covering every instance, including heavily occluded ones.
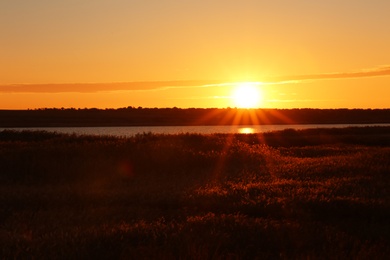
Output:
[1,1,390,109]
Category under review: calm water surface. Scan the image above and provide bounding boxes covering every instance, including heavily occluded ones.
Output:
[2,124,389,137]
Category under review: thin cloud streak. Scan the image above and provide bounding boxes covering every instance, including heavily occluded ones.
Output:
[1,66,389,93]
[167,95,231,100]
[266,99,344,103]
[0,80,223,93]
[269,65,390,83]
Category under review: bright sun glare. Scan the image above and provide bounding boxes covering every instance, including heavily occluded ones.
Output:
[232,82,263,108]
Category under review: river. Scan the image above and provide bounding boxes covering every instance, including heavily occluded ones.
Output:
[2,124,389,137]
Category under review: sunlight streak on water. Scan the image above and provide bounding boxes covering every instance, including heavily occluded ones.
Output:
[238,127,255,134]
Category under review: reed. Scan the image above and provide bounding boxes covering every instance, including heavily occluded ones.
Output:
[0,127,389,258]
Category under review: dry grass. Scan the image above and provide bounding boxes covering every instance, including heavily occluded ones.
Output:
[0,127,389,258]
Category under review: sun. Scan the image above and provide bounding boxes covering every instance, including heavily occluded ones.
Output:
[232,82,263,108]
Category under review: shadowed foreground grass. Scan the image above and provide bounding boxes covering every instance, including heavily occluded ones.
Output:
[0,127,389,259]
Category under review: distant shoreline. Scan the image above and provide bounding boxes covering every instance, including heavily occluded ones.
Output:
[1,108,390,127]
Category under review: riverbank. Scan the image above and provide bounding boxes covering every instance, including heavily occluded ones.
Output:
[1,108,390,127]
[1,127,389,258]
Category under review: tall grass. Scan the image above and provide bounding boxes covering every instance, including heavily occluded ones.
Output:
[0,127,389,258]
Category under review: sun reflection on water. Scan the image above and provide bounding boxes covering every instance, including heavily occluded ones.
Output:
[238,127,255,134]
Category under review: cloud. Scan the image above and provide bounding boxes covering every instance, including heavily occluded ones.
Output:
[266,99,344,103]
[1,66,389,93]
[267,65,390,83]
[0,80,224,93]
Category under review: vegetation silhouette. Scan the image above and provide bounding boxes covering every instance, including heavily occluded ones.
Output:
[0,127,389,258]
[1,108,390,127]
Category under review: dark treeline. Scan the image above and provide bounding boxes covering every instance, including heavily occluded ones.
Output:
[1,107,390,127]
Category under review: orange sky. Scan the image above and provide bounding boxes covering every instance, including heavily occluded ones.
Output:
[1,1,389,109]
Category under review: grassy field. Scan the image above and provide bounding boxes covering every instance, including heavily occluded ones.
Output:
[0,127,389,259]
